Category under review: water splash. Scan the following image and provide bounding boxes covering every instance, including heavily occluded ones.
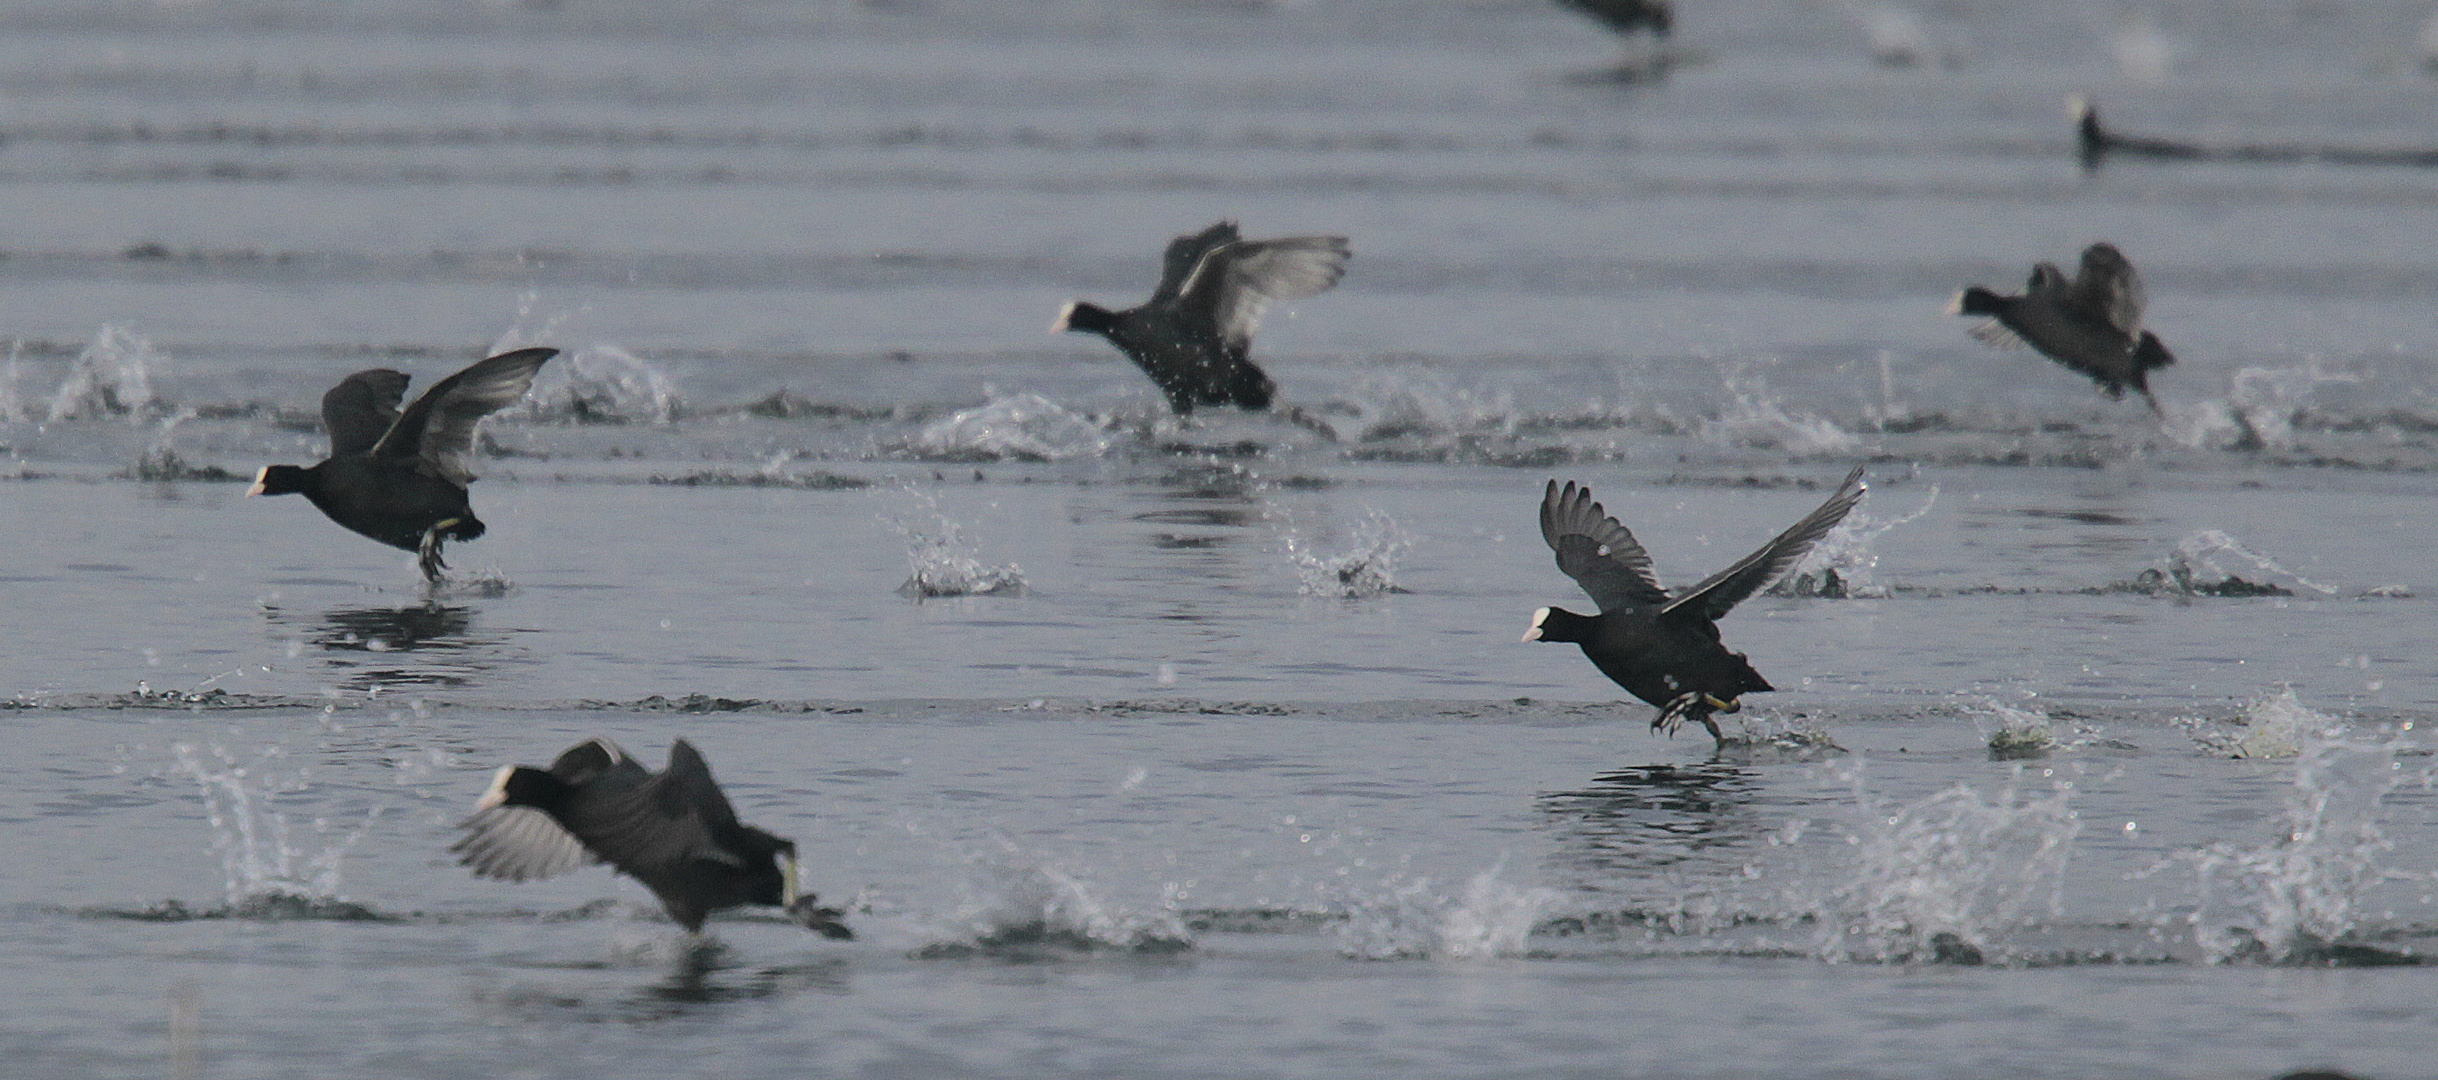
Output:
[2163,360,2361,452]
[1814,773,2080,964]
[169,743,371,913]
[919,862,1192,958]
[47,325,166,423]
[487,289,574,356]
[523,344,680,424]
[1702,372,1858,455]
[1337,861,1559,960]
[1966,697,2118,759]
[2178,686,2343,760]
[1282,508,1411,598]
[0,343,23,422]
[2174,726,2432,964]
[1772,481,1934,599]
[910,391,1113,461]
[890,491,1025,599]
[1343,372,1518,444]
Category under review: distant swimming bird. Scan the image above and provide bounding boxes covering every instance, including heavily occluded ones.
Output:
[249,348,554,582]
[1950,243,2175,414]
[1556,0,1672,38]
[453,737,852,938]
[1054,221,1350,414]
[1525,467,1867,744]
[2076,97,2438,170]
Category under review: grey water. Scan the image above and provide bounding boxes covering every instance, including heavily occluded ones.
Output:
[5,0,2438,1076]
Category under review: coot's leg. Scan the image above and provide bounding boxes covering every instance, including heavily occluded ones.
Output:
[417,520,457,583]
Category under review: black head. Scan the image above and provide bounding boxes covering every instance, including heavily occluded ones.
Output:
[1052,301,1119,337]
[1522,606,1599,645]
[247,464,313,497]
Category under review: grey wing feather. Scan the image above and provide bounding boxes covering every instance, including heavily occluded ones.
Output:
[1150,221,1239,304]
[2075,244,2146,336]
[1662,465,1867,621]
[453,805,594,882]
[321,369,410,457]
[368,347,555,485]
[1540,479,1669,613]
[1174,236,1352,351]
[1966,320,2026,349]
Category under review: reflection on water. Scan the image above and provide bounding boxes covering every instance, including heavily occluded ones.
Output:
[630,943,851,1020]
[262,603,512,690]
[1536,763,1766,878]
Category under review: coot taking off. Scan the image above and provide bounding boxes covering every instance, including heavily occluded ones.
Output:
[1525,466,1867,744]
[452,738,852,938]
[1557,0,1672,38]
[1950,243,2175,414]
[249,348,555,582]
[1054,221,1351,414]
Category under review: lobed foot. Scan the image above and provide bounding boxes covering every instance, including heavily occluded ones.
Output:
[1650,692,1737,744]
[416,520,457,583]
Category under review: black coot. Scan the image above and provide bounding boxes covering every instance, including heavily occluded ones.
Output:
[1951,242,2176,414]
[452,738,852,938]
[249,348,555,581]
[1557,0,1672,38]
[1054,221,1350,414]
[1525,466,1867,744]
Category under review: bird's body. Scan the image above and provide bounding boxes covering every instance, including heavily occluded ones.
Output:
[250,348,555,581]
[1951,243,2175,414]
[452,738,850,938]
[1525,467,1867,744]
[1056,221,1350,414]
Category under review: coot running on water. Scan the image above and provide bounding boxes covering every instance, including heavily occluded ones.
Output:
[453,737,852,938]
[1525,466,1867,745]
[1950,242,2175,414]
[249,348,554,582]
[1054,221,1350,414]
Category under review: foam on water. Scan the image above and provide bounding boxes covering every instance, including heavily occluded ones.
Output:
[1282,508,1410,598]
[1811,770,2080,964]
[910,390,1115,462]
[169,742,370,914]
[45,325,165,423]
[2175,725,2432,964]
[890,491,1026,599]
[1335,861,1559,960]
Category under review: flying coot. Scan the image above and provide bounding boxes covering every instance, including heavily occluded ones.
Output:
[1053,220,1350,414]
[249,348,555,582]
[1525,466,1867,744]
[1950,242,2176,414]
[452,737,852,938]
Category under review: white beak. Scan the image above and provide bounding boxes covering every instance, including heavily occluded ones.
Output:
[780,851,802,907]
[1520,607,1550,643]
[1048,301,1076,334]
[245,466,269,497]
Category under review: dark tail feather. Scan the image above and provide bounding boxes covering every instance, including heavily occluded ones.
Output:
[1951,285,2006,317]
[2133,331,2176,372]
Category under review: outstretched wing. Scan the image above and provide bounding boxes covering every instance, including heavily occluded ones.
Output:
[1540,479,1669,614]
[449,738,636,882]
[1661,465,1867,622]
[1150,221,1239,304]
[368,347,555,484]
[552,739,744,880]
[453,802,594,882]
[1172,235,1351,352]
[2074,243,2146,336]
[321,369,410,457]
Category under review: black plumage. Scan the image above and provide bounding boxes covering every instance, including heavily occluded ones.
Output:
[249,348,555,581]
[452,738,851,938]
[1525,466,1867,743]
[1951,243,2176,414]
[1557,0,1672,38]
[1055,221,1350,414]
